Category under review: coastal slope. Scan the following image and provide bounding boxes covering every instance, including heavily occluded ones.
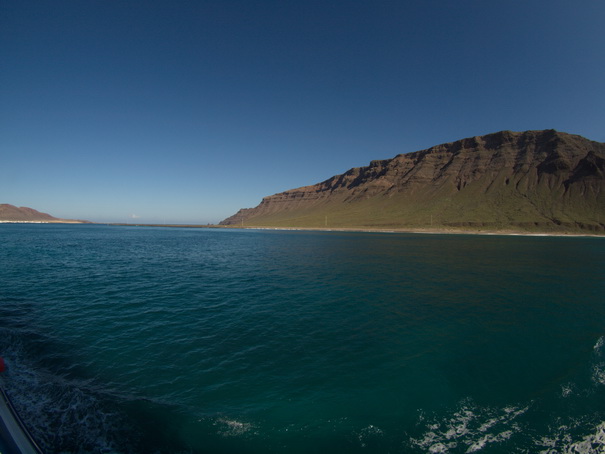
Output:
[221,130,605,232]
[0,204,89,223]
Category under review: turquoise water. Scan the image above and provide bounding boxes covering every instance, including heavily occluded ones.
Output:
[0,224,604,453]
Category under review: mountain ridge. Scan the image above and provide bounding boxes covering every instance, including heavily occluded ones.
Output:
[221,130,605,232]
[0,204,89,223]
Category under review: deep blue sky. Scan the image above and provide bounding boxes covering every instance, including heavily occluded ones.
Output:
[2,1,604,223]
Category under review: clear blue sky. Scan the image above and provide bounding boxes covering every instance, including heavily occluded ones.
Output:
[2,1,604,223]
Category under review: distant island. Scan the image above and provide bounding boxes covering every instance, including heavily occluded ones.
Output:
[221,130,605,234]
[0,204,89,224]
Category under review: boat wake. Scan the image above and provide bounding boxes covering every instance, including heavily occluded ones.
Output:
[0,329,131,453]
[408,336,605,453]
[409,400,528,453]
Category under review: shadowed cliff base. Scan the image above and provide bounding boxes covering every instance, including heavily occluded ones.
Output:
[221,130,605,234]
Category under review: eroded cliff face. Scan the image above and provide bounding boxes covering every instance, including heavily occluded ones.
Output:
[221,130,605,230]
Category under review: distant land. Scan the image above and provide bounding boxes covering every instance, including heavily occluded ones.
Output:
[0,204,89,224]
[221,130,605,234]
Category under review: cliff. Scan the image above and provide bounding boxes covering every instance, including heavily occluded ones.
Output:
[0,204,89,223]
[221,130,605,232]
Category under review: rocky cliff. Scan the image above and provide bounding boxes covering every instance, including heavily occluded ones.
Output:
[221,130,605,232]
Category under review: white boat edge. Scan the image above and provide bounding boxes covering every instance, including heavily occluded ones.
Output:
[0,379,43,454]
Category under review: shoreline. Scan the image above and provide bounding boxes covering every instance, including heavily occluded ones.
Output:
[107,223,604,238]
[0,220,89,224]
[5,221,602,237]
[233,226,605,238]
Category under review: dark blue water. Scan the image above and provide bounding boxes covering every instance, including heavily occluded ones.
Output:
[0,224,604,453]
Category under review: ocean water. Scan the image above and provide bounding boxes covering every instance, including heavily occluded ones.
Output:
[0,224,604,454]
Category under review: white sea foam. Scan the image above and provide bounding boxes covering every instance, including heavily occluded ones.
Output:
[561,383,574,398]
[215,417,254,437]
[590,336,605,387]
[466,430,513,453]
[592,364,605,386]
[565,422,605,453]
[357,424,384,447]
[536,421,605,453]
[409,400,528,453]
[1,352,124,453]
[428,442,453,453]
